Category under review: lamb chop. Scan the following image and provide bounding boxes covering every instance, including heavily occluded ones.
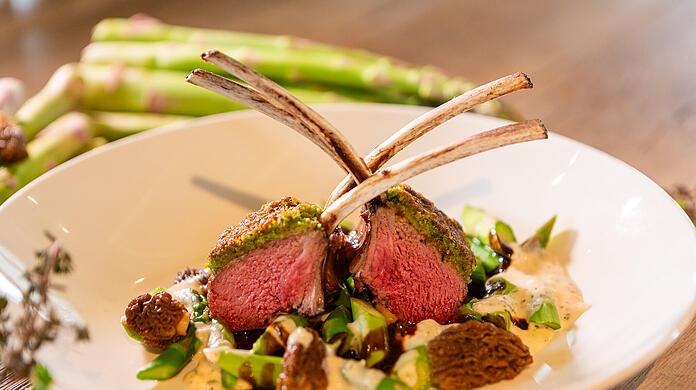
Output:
[186,52,545,332]
[321,120,546,324]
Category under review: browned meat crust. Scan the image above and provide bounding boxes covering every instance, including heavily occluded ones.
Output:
[174,267,210,286]
[125,292,189,349]
[208,197,323,273]
[0,113,28,164]
[381,184,475,280]
[277,328,328,390]
[426,321,532,390]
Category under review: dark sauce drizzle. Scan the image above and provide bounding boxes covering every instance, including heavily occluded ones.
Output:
[233,329,265,350]
[377,321,416,373]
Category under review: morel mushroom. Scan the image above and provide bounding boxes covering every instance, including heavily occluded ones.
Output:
[427,321,533,390]
[125,291,189,349]
[0,113,28,164]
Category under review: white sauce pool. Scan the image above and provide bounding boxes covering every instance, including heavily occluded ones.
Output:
[472,244,589,354]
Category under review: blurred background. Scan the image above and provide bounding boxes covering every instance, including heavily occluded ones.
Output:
[1,1,695,388]
[2,0,695,189]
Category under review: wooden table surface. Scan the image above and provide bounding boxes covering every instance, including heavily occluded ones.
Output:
[1,0,695,388]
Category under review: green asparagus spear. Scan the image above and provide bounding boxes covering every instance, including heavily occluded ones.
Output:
[14,65,82,140]
[92,16,348,53]
[89,111,193,140]
[136,324,200,380]
[220,370,238,389]
[529,300,561,330]
[89,17,497,107]
[208,348,282,389]
[251,314,309,355]
[81,41,479,106]
[0,112,95,203]
[465,236,505,273]
[82,136,108,152]
[391,345,431,390]
[350,298,389,367]
[77,63,360,116]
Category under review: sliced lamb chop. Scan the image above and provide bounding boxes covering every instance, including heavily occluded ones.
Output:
[323,120,547,323]
[349,185,473,323]
[206,198,327,331]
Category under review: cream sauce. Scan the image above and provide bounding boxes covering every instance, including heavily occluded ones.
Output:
[287,326,315,349]
[167,275,205,315]
[323,348,386,390]
[402,319,450,350]
[472,244,589,354]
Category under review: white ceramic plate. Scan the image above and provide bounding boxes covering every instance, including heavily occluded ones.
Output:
[0,104,694,390]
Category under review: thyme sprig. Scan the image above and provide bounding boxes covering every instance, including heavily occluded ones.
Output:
[0,232,89,385]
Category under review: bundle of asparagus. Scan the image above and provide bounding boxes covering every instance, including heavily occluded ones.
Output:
[0,14,518,204]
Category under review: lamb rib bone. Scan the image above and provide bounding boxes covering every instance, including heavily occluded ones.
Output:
[186,69,359,177]
[325,72,533,206]
[200,49,371,183]
[321,119,548,230]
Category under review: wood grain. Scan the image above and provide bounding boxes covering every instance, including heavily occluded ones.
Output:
[0,0,694,388]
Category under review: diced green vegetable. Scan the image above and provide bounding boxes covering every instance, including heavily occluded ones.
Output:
[484,277,517,296]
[454,301,483,322]
[150,286,164,294]
[136,324,200,380]
[462,205,497,245]
[252,314,309,355]
[322,305,355,353]
[213,319,237,348]
[121,318,144,343]
[221,369,238,389]
[529,300,561,330]
[462,205,517,245]
[483,311,512,331]
[376,377,410,390]
[340,220,355,231]
[532,215,557,248]
[32,362,53,390]
[466,236,505,273]
[391,345,431,390]
[191,290,210,323]
[350,298,389,367]
[212,349,282,389]
[494,220,517,243]
[470,260,487,283]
